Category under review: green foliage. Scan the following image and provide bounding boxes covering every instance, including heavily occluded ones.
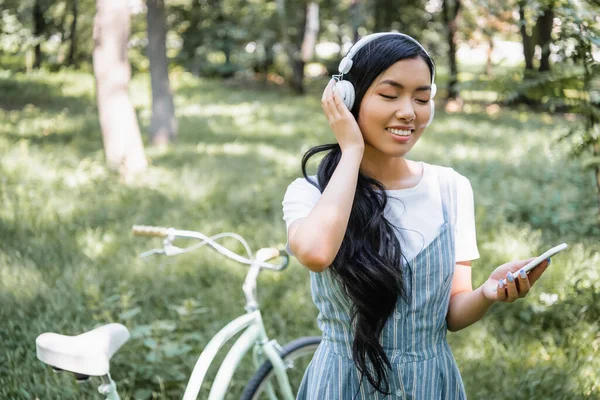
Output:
[0,0,448,79]
[495,0,600,172]
[0,0,99,69]
[168,0,281,78]
[0,68,599,399]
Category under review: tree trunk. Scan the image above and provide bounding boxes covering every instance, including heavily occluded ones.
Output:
[57,1,69,51]
[536,6,554,72]
[374,0,384,32]
[301,2,319,63]
[147,0,177,146]
[32,0,46,69]
[374,0,395,32]
[264,32,276,74]
[276,0,306,94]
[67,0,78,66]
[442,0,461,100]
[93,0,147,176]
[256,32,276,83]
[518,1,535,71]
[595,142,600,216]
[291,4,307,94]
[486,35,494,77]
[349,0,361,44]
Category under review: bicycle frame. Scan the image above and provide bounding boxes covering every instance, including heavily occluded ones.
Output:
[98,375,120,400]
[137,227,295,400]
[182,308,294,400]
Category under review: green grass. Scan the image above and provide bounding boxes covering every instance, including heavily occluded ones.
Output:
[0,68,599,399]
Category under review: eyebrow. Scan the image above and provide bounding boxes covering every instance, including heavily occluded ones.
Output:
[378,79,431,91]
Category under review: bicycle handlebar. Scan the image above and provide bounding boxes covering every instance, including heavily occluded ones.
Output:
[132,225,170,238]
[131,225,289,271]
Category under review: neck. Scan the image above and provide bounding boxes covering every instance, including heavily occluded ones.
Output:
[360,147,420,190]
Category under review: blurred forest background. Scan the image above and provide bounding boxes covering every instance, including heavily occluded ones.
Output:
[1,0,599,399]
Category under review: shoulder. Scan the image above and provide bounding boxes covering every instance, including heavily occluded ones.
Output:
[283,175,321,200]
[428,163,471,189]
[282,176,322,228]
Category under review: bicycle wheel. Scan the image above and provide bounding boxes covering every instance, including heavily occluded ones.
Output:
[240,336,321,400]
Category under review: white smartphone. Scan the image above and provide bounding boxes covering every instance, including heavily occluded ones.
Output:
[515,243,568,276]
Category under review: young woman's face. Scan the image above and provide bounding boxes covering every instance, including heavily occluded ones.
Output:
[357,57,433,158]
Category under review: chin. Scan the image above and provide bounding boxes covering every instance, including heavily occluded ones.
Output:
[377,146,413,158]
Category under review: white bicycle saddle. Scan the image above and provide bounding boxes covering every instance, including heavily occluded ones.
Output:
[36,323,130,376]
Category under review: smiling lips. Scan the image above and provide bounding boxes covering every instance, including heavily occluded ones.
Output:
[387,125,414,130]
[386,127,412,136]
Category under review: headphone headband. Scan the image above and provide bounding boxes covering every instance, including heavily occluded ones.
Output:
[337,32,436,94]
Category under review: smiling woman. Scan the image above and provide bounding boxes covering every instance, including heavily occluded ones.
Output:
[282,32,479,399]
[281,31,558,400]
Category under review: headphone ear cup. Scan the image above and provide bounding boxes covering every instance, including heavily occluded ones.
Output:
[335,80,355,110]
[426,100,435,127]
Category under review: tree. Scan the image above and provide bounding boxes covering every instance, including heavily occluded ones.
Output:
[535,2,554,72]
[66,0,78,66]
[460,0,516,76]
[147,0,177,146]
[503,1,600,214]
[301,2,319,63]
[348,0,364,43]
[169,0,277,78]
[516,0,557,74]
[374,0,395,32]
[32,0,48,68]
[276,0,308,94]
[517,0,536,71]
[442,0,462,100]
[93,0,147,176]
[554,3,600,215]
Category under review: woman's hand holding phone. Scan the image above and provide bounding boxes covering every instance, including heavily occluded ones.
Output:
[321,79,365,155]
[481,257,552,303]
[483,257,550,303]
[481,243,567,303]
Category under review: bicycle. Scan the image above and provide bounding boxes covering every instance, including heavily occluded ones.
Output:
[35,225,321,399]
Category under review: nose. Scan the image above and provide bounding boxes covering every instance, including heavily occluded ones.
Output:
[394,97,416,121]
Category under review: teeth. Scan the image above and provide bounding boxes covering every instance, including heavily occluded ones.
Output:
[387,128,412,136]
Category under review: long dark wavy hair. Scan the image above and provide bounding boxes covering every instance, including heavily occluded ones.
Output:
[301,34,435,394]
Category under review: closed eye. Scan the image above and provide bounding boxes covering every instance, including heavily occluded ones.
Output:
[380,94,429,104]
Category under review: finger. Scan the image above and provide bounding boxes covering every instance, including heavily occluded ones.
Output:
[332,85,347,114]
[322,78,334,103]
[528,258,551,286]
[328,82,343,119]
[322,80,340,121]
[331,82,351,116]
[496,280,507,302]
[516,269,531,298]
[505,272,518,302]
[321,79,334,107]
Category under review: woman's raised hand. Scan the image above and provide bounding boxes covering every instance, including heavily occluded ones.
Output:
[321,78,365,154]
[481,257,552,303]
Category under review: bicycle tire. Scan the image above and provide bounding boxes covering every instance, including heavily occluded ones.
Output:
[240,336,321,400]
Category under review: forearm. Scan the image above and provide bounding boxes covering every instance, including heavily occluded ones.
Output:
[291,148,363,269]
[446,285,496,332]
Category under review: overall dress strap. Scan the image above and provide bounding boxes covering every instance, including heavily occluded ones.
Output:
[436,166,458,228]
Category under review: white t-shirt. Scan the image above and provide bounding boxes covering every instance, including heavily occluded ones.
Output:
[282,161,480,263]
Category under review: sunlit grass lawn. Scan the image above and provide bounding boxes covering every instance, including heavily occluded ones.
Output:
[1,67,599,399]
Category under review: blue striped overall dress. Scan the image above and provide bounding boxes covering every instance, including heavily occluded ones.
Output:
[296,166,467,399]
